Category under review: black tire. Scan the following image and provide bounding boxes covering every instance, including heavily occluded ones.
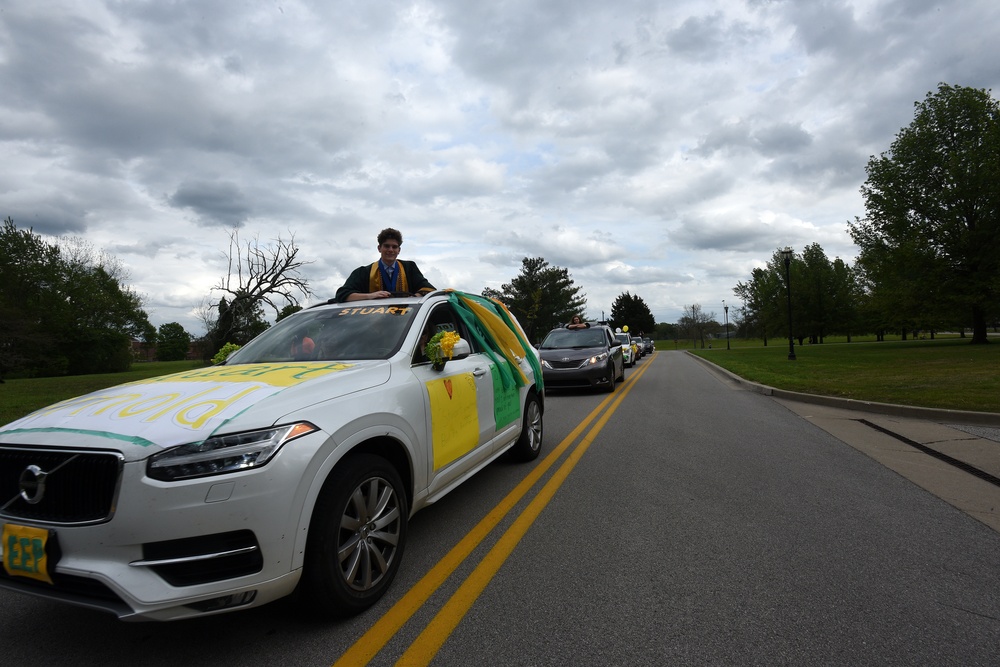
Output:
[604,363,617,393]
[617,359,625,382]
[509,392,543,461]
[299,453,408,617]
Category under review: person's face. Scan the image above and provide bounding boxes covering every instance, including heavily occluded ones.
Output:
[379,239,400,265]
[571,316,581,324]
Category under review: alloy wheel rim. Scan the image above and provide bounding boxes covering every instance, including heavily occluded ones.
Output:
[526,402,542,452]
[338,476,401,591]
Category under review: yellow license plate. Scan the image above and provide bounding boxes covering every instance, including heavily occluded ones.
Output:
[2,523,55,584]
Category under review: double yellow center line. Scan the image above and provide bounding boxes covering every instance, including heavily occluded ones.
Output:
[334,354,656,666]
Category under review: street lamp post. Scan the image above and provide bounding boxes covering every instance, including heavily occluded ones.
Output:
[781,247,796,361]
[723,299,730,350]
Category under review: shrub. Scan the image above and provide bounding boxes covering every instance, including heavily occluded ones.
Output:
[212,342,242,365]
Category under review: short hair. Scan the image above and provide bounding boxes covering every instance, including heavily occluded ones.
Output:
[378,228,403,246]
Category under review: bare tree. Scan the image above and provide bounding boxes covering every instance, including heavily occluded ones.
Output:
[215,228,312,314]
[208,229,312,349]
[678,303,716,349]
[195,297,218,335]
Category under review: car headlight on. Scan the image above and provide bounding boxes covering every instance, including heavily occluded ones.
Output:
[541,359,552,369]
[585,352,609,366]
[147,422,318,481]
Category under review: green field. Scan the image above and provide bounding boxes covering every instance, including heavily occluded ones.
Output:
[2,339,999,426]
[685,337,1000,414]
[0,361,206,426]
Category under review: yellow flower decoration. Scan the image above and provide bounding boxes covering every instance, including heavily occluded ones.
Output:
[439,331,459,357]
[424,330,461,366]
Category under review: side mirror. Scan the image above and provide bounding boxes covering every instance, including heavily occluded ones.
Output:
[430,337,472,370]
[451,338,472,360]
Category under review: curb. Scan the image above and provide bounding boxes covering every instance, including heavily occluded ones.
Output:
[685,350,1000,428]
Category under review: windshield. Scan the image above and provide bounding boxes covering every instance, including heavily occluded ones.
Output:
[225,303,419,363]
[615,333,630,346]
[540,328,607,349]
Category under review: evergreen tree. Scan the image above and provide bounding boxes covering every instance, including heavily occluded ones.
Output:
[609,292,655,336]
[485,257,586,342]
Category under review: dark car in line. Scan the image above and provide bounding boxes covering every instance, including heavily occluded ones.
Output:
[538,324,625,392]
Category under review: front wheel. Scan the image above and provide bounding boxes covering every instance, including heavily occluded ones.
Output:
[510,392,543,461]
[299,454,408,617]
[604,364,617,393]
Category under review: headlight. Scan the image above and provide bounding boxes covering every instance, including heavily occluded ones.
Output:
[585,352,609,366]
[147,422,318,481]
[541,359,552,369]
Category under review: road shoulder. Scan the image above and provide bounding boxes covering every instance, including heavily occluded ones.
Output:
[776,399,1000,534]
[685,351,1000,533]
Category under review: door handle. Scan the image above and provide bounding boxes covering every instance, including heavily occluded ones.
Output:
[472,368,488,377]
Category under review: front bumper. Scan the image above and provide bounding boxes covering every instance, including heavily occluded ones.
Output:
[0,438,324,621]
[542,363,614,389]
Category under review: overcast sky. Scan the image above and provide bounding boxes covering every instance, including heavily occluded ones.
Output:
[2,0,998,335]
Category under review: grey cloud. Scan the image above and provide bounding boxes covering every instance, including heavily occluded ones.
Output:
[601,263,691,285]
[401,161,505,203]
[669,215,786,253]
[696,122,811,158]
[695,122,754,156]
[5,203,88,238]
[761,144,866,192]
[666,13,729,55]
[664,12,760,58]
[784,0,867,57]
[167,181,251,227]
[753,123,812,155]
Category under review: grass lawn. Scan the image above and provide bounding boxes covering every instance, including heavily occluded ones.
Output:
[2,339,999,425]
[687,337,1000,414]
[0,361,207,426]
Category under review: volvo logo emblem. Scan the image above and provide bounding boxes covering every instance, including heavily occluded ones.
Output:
[19,465,48,505]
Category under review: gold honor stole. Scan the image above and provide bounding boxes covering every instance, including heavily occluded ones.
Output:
[368,262,410,293]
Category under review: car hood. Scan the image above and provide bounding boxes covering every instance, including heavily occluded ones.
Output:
[0,361,390,459]
[539,345,607,362]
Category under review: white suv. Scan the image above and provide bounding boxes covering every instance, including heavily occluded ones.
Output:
[614,331,635,367]
[0,291,543,621]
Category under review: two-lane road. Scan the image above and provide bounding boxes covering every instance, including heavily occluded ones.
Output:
[3,351,998,665]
